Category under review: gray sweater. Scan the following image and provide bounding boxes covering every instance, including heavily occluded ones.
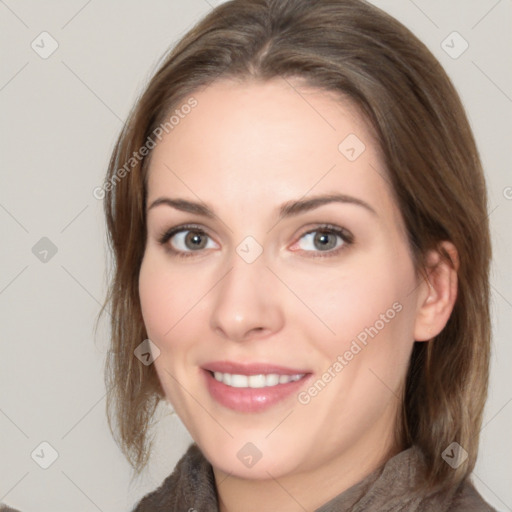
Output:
[132,443,498,511]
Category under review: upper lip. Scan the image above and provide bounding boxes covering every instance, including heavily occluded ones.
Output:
[202,361,311,376]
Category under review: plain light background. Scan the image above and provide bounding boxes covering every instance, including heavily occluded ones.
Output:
[0,1,511,511]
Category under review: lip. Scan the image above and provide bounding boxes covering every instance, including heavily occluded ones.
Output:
[202,360,310,376]
[201,361,312,413]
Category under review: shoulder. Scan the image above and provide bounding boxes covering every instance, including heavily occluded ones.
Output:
[131,443,218,512]
[396,445,498,512]
[352,445,500,512]
[447,477,498,512]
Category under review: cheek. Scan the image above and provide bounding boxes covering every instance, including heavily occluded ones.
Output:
[287,244,417,374]
[139,253,192,342]
[138,256,196,398]
[295,254,412,332]
[138,252,217,368]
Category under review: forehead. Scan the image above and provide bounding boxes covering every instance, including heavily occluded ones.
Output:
[146,78,397,224]
[151,78,375,166]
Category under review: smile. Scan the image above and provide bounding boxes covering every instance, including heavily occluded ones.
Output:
[202,364,311,413]
[211,371,305,388]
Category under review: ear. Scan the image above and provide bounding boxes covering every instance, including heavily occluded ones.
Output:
[414,241,459,342]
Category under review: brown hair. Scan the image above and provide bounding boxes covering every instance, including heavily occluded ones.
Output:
[99,0,491,494]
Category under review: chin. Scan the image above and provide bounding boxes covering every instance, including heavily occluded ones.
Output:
[196,434,304,479]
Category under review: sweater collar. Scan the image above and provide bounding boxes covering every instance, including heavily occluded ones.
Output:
[315,444,457,511]
[137,443,460,512]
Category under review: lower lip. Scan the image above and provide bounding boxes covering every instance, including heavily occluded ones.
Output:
[203,370,310,413]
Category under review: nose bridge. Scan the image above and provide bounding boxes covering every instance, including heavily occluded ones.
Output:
[210,249,283,341]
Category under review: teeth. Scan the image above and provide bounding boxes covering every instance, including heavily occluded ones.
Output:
[212,372,304,388]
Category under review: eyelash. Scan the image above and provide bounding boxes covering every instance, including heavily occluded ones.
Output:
[157,223,354,259]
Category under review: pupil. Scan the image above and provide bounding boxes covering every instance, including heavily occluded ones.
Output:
[314,231,336,250]
[186,231,206,249]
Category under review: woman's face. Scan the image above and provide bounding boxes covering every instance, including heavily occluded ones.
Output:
[139,79,423,480]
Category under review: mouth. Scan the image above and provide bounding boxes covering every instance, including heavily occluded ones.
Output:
[210,371,305,388]
[201,361,312,413]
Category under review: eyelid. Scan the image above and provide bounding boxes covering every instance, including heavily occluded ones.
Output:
[159,223,201,242]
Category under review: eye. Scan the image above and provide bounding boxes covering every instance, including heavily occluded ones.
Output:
[292,225,353,256]
[158,225,218,256]
[157,224,352,258]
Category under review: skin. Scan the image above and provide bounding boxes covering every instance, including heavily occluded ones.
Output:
[138,79,458,512]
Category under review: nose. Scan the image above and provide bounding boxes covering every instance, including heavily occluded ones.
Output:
[209,256,285,343]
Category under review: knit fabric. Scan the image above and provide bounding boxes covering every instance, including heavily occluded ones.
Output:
[132,443,497,512]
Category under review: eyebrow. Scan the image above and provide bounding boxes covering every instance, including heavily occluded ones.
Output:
[147,193,377,218]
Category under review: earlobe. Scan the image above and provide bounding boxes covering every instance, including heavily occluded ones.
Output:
[414,241,459,342]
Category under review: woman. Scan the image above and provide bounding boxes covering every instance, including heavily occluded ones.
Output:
[101,0,496,510]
